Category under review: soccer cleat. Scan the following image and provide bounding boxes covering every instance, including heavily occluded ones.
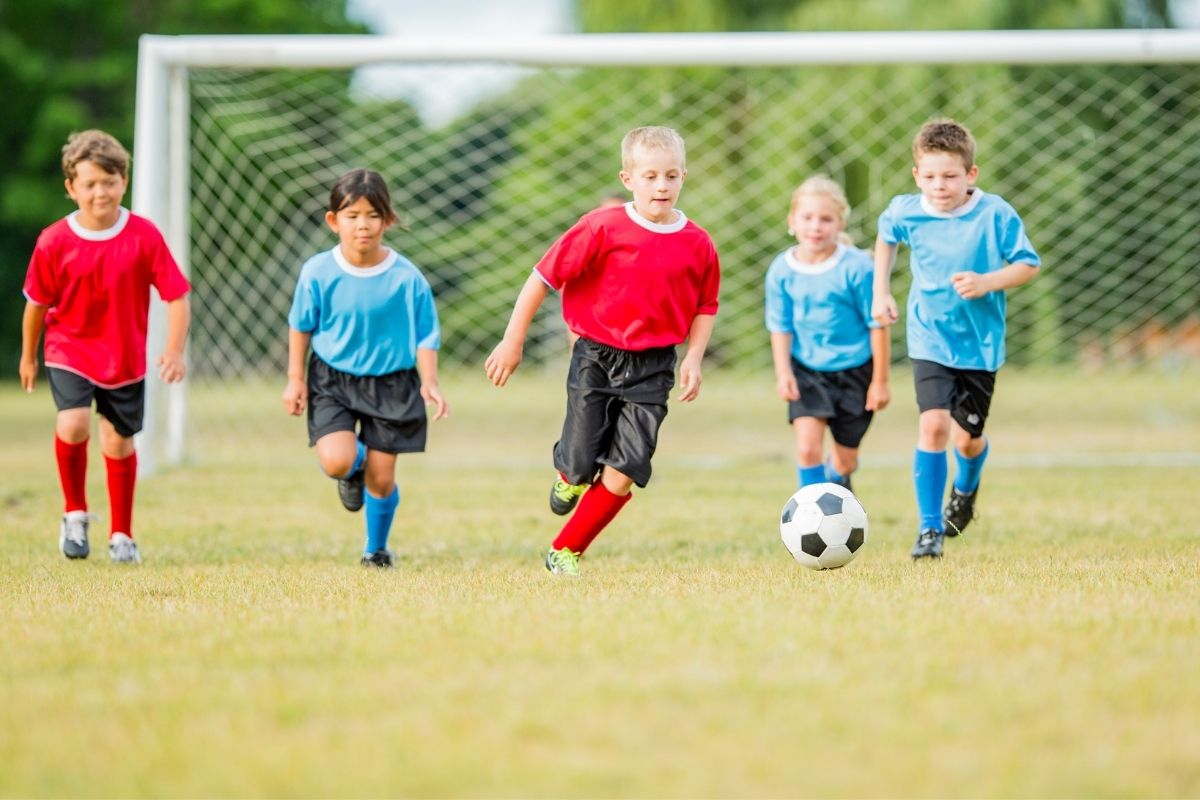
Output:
[544,547,580,576]
[943,485,979,537]
[549,477,586,516]
[360,549,394,568]
[911,528,944,559]
[108,532,141,564]
[59,511,91,559]
[337,468,365,513]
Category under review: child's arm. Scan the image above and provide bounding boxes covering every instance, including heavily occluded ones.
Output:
[485,272,549,387]
[282,328,311,416]
[951,263,1039,299]
[770,332,799,402]
[416,347,449,421]
[865,326,891,412]
[156,296,190,383]
[19,301,47,393]
[872,235,900,326]
[678,313,715,403]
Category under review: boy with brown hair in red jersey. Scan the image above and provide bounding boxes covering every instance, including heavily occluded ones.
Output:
[485,126,720,576]
[20,130,191,564]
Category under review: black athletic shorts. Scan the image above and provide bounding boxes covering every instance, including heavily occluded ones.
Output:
[47,368,145,438]
[912,358,996,438]
[553,337,677,489]
[787,357,875,448]
[306,354,427,454]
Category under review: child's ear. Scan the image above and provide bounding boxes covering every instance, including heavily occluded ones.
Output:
[967,164,980,183]
[324,210,338,231]
[618,170,632,189]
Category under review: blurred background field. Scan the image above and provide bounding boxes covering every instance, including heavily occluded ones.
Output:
[2,368,1198,797]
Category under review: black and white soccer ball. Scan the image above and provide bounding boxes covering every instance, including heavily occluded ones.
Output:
[780,482,868,570]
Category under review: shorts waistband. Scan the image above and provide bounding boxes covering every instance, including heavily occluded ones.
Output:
[578,337,676,358]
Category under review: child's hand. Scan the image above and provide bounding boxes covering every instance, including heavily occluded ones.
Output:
[422,383,449,421]
[776,372,799,402]
[951,271,992,299]
[157,351,186,383]
[872,294,899,326]
[865,380,891,411]
[19,357,37,393]
[678,354,703,402]
[485,338,524,387]
[282,377,307,416]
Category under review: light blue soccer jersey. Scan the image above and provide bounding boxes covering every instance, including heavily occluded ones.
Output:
[764,244,879,371]
[877,189,1040,371]
[288,246,440,376]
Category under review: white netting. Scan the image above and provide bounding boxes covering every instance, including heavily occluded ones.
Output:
[166,47,1200,457]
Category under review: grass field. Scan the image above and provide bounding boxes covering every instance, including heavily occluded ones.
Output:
[2,367,1198,798]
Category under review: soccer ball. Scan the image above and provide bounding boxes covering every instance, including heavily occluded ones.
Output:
[780,482,868,570]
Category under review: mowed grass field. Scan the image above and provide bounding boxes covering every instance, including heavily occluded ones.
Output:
[2,367,1198,798]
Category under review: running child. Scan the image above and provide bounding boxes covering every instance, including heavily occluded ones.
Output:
[485,126,720,576]
[20,130,191,564]
[282,169,448,568]
[765,175,890,491]
[873,119,1041,559]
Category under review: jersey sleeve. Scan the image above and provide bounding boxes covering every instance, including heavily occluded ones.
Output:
[695,238,720,316]
[414,276,441,350]
[22,232,59,307]
[145,224,191,301]
[534,215,603,290]
[287,263,320,333]
[998,204,1041,268]
[763,256,792,333]
[876,197,908,246]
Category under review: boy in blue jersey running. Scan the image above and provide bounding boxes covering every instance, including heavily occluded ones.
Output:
[766,176,890,491]
[283,169,449,567]
[873,119,1040,559]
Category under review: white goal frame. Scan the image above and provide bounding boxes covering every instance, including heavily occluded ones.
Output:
[132,28,1200,474]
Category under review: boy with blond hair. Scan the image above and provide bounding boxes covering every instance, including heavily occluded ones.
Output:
[20,130,191,564]
[873,119,1040,560]
[486,126,720,575]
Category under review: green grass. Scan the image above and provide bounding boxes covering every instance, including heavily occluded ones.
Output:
[2,368,1198,798]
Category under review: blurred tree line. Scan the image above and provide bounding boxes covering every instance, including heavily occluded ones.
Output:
[1,0,1189,372]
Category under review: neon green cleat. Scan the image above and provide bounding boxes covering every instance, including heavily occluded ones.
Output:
[549,477,586,515]
[544,547,581,576]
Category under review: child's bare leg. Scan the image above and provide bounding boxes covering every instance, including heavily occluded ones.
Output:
[364,450,397,497]
[314,430,359,478]
[362,449,399,561]
[56,407,91,444]
[599,465,634,496]
[792,417,828,486]
[829,442,859,477]
[97,417,135,458]
[950,420,986,458]
[917,409,952,451]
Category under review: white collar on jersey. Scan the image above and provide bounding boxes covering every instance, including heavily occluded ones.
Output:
[332,245,397,277]
[623,201,688,233]
[66,207,130,241]
[920,188,986,218]
[784,243,845,275]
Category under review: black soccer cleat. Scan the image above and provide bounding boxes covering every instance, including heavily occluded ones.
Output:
[549,476,586,516]
[337,468,365,513]
[911,528,944,559]
[360,549,394,568]
[943,485,979,537]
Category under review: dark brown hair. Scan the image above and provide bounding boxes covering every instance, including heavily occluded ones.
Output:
[912,119,976,168]
[329,168,398,224]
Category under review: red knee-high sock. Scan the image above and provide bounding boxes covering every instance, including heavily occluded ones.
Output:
[105,452,137,538]
[552,482,632,554]
[55,436,89,513]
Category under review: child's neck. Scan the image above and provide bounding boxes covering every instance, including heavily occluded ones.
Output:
[74,207,123,231]
[339,243,388,268]
[792,243,837,264]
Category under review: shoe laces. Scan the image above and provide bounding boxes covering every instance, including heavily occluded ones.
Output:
[918,529,939,547]
[62,513,95,545]
[553,479,585,502]
[549,548,580,574]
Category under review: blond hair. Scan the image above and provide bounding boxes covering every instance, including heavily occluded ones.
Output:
[913,118,976,168]
[620,126,686,171]
[62,130,130,180]
[790,175,854,246]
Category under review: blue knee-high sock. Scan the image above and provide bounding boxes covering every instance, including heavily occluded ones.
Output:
[364,485,400,555]
[342,439,367,479]
[914,448,948,532]
[798,465,826,487]
[954,439,989,494]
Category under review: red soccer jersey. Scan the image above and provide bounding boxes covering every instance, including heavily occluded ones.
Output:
[535,204,720,350]
[23,209,191,388]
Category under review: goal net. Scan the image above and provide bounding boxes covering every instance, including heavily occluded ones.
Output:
[134,32,1200,470]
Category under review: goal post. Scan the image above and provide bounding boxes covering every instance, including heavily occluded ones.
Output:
[132,30,1200,473]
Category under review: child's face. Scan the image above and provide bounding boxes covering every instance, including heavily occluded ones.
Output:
[65,160,127,229]
[788,194,844,260]
[912,150,978,212]
[325,196,392,265]
[619,146,686,224]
